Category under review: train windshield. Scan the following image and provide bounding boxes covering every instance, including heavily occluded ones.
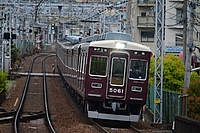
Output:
[110,58,126,85]
[129,59,147,80]
[89,56,107,76]
[105,33,132,41]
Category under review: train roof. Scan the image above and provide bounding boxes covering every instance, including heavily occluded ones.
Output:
[90,40,151,52]
[81,32,132,43]
[57,38,72,46]
[103,32,132,42]
[64,35,83,44]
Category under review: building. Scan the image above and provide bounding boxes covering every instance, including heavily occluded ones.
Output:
[129,0,200,56]
[130,0,156,52]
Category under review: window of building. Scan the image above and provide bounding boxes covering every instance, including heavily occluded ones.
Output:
[141,12,146,17]
[175,34,183,46]
[176,9,183,25]
[141,31,154,42]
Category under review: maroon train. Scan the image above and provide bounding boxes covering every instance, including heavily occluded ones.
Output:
[56,33,152,122]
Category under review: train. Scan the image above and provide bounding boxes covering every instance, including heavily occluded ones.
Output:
[56,32,152,122]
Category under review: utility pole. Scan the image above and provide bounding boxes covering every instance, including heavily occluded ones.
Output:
[184,0,195,92]
[183,0,187,64]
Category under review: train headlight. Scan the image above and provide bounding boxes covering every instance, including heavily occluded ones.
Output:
[93,47,107,52]
[131,86,142,92]
[134,51,146,56]
[141,52,145,55]
[115,42,126,48]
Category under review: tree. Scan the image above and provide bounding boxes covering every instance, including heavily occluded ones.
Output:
[149,54,185,92]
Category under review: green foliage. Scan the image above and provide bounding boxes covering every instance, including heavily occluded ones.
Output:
[0,71,8,92]
[190,72,199,82]
[187,79,200,120]
[149,54,200,120]
[149,54,185,92]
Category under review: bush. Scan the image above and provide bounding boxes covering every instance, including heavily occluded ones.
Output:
[149,54,185,92]
[0,71,8,92]
[187,79,200,120]
[190,72,199,82]
[149,54,200,120]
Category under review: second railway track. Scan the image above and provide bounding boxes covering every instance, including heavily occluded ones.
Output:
[0,53,101,133]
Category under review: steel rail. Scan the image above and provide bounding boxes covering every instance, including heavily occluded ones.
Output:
[43,54,56,133]
[13,54,46,133]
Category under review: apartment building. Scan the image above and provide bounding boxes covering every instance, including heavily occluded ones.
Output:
[130,0,200,56]
[130,0,156,52]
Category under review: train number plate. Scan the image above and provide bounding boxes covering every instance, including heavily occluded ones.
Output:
[109,88,124,94]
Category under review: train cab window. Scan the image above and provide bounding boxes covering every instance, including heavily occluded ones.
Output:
[90,56,107,76]
[129,59,147,80]
[111,58,126,85]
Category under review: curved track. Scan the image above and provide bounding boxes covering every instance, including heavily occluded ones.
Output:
[13,54,56,133]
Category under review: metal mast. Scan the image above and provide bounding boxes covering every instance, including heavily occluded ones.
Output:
[154,0,165,123]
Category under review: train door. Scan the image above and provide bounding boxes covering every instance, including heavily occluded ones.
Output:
[106,52,128,99]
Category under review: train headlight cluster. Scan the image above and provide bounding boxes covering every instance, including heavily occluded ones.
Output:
[93,47,107,52]
[133,51,146,56]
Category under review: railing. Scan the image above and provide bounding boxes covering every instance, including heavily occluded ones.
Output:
[16,36,34,57]
[138,0,166,5]
[137,16,155,27]
[146,84,188,123]
[138,0,156,4]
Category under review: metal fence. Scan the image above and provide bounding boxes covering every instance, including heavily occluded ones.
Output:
[16,36,35,56]
[146,84,188,123]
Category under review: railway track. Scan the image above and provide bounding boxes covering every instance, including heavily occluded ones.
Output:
[0,53,104,132]
[91,119,142,133]
[13,54,56,133]
[0,53,171,133]
[0,54,56,133]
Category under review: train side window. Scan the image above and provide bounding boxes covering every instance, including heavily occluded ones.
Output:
[82,54,86,73]
[129,59,147,79]
[90,56,107,76]
[80,54,83,73]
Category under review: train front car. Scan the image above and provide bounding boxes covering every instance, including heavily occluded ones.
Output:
[84,40,152,122]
